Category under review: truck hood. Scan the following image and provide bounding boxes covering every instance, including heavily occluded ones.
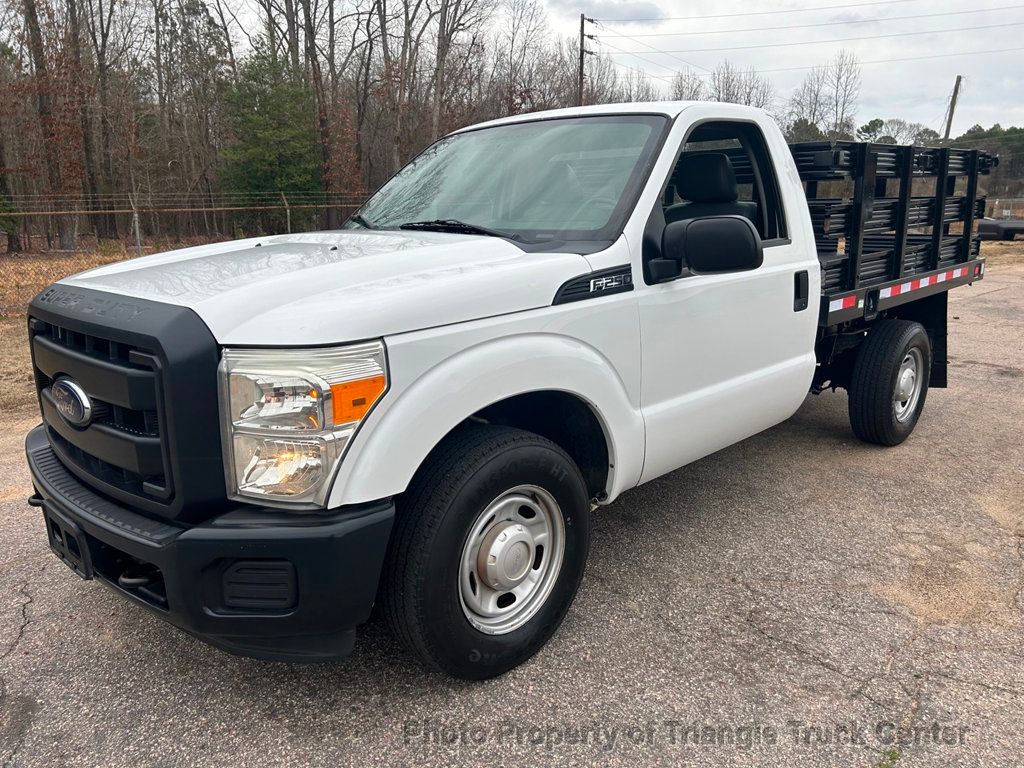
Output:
[61,231,592,345]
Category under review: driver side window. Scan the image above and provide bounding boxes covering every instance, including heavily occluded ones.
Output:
[661,122,787,242]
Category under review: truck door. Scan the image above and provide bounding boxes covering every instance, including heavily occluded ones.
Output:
[637,115,819,483]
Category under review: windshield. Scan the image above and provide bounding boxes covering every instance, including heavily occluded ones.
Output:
[352,115,668,244]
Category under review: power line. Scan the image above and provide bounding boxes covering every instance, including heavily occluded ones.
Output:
[610,21,1024,54]
[600,4,1024,37]
[592,20,712,72]
[593,0,931,23]
[742,46,1024,74]
[594,45,1024,80]
[595,38,688,79]
[601,55,678,87]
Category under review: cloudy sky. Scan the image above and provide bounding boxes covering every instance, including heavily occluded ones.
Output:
[543,0,1024,135]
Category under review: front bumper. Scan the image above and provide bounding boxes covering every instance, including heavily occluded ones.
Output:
[26,425,394,662]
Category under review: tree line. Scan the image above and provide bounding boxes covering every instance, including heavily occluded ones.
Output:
[0,0,1020,253]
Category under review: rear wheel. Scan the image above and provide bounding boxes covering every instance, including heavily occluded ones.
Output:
[848,319,931,446]
[381,424,591,679]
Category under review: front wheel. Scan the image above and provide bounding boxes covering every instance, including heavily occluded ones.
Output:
[381,424,591,679]
[848,319,932,446]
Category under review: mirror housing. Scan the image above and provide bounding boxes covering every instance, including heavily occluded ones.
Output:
[647,257,683,283]
[659,215,763,278]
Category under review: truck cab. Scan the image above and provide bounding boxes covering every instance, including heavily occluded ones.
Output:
[24,102,989,678]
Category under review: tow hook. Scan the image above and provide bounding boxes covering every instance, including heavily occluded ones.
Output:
[118,563,159,589]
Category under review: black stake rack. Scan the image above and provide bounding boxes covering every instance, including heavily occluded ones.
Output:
[790,141,998,298]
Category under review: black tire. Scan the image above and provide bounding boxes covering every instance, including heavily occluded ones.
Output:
[381,424,591,679]
[848,319,931,446]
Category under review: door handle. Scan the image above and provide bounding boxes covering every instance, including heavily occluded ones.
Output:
[793,270,809,311]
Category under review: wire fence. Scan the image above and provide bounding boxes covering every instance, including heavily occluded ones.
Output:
[2,192,365,251]
[1,196,367,316]
[988,198,1024,219]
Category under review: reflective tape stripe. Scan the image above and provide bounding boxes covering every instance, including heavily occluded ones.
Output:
[828,294,859,312]
[877,266,970,301]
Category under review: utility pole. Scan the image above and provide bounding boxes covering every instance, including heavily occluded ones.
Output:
[577,15,596,106]
[942,74,962,142]
[578,13,585,106]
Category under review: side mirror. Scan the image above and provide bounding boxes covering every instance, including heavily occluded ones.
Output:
[661,215,763,277]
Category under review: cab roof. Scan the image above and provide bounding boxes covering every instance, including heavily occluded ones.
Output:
[450,102,768,135]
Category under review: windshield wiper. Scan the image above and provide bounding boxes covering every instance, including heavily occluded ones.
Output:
[348,213,376,229]
[399,218,522,241]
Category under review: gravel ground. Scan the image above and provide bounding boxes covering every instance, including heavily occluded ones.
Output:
[0,263,1022,767]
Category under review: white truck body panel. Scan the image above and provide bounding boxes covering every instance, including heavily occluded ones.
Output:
[631,103,820,480]
[328,238,646,507]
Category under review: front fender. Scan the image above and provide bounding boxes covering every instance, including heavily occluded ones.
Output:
[326,333,644,508]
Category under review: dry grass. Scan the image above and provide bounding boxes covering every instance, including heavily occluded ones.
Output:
[0,317,35,413]
[980,238,1024,265]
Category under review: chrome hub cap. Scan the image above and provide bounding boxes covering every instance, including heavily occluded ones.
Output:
[459,485,565,635]
[894,347,924,422]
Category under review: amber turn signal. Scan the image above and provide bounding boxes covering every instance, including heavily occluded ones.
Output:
[331,376,386,424]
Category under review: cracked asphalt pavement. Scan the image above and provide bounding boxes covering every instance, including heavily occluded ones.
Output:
[1,261,1022,767]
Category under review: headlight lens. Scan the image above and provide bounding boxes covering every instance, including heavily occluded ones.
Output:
[232,435,328,498]
[229,374,325,430]
[219,343,387,507]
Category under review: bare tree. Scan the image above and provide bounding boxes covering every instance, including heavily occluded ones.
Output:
[858,117,932,144]
[68,0,106,238]
[823,49,860,139]
[785,50,861,140]
[374,0,438,172]
[616,67,657,103]
[788,64,828,128]
[709,60,773,110]
[83,0,142,237]
[495,0,545,114]
[431,0,490,137]
[23,0,76,249]
[0,133,21,252]
[671,69,705,101]
[582,40,619,105]
[878,118,929,144]
[211,0,239,77]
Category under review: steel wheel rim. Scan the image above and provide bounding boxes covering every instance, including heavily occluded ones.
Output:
[458,484,565,635]
[894,347,924,422]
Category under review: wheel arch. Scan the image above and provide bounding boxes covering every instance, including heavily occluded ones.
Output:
[326,333,644,508]
[470,390,611,500]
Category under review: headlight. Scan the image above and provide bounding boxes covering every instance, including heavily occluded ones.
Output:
[218,342,387,508]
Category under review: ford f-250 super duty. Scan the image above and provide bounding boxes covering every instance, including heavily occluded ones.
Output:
[24,102,996,679]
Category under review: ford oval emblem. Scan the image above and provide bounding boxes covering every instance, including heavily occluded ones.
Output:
[52,377,93,427]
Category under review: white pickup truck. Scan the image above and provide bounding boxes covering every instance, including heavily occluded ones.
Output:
[25,102,993,679]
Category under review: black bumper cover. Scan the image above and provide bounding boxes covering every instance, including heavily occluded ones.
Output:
[26,425,394,662]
